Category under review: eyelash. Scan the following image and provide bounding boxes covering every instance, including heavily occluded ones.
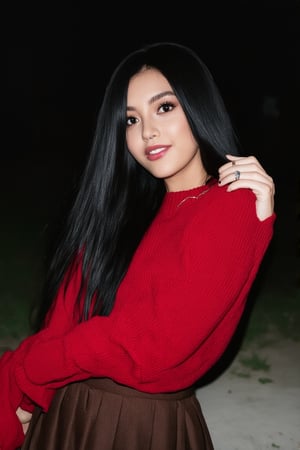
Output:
[126,101,176,127]
[158,101,175,113]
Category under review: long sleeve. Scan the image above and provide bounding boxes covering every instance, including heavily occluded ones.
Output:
[0,258,83,450]
[15,186,275,397]
[0,351,24,450]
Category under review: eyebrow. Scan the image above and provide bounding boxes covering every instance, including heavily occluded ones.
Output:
[127,90,175,111]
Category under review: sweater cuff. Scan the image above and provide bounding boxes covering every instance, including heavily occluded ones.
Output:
[20,394,36,413]
[15,364,56,411]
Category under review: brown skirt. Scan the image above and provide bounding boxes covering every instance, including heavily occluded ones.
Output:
[22,378,214,450]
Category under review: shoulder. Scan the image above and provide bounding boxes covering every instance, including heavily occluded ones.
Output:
[191,182,259,231]
[204,182,256,215]
[211,182,255,205]
[186,183,273,251]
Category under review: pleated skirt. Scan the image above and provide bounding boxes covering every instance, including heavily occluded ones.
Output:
[22,378,214,450]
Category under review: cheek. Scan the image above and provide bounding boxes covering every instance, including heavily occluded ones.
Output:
[126,131,135,154]
[169,114,192,138]
[126,131,141,159]
[177,119,198,147]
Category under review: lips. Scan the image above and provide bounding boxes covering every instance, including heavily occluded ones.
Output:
[145,145,171,161]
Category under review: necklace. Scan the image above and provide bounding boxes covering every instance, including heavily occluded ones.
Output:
[176,187,211,208]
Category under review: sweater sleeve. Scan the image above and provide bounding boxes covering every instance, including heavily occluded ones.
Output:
[15,188,275,395]
[0,258,84,449]
[0,336,52,450]
[0,351,24,450]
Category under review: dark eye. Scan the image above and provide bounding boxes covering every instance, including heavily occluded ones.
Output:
[158,102,175,113]
[126,116,138,127]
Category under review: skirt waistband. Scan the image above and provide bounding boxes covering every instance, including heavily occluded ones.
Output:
[85,378,195,401]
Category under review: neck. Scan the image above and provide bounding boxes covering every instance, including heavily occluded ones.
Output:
[165,173,210,193]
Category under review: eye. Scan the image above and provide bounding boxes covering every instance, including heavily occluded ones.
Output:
[126,116,138,127]
[158,102,175,113]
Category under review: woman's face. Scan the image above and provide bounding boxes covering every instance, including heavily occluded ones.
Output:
[126,68,207,192]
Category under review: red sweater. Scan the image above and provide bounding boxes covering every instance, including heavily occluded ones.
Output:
[0,181,275,449]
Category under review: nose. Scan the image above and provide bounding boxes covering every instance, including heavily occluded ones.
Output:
[142,122,159,141]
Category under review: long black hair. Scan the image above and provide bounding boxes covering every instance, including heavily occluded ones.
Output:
[34,41,241,329]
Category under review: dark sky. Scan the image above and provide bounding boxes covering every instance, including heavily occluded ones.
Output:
[3,1,299,294]
[3,1,299,201]
[4,1,299,165]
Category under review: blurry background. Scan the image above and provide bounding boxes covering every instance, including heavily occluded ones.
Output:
[1,0,299,348]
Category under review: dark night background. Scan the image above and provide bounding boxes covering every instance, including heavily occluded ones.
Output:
[2,1,299,312]
[0,6,299,447]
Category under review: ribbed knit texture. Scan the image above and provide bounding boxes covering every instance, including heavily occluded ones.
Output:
[0,180,275,450]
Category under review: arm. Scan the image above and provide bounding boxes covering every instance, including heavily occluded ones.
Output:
[15,187,275,396]
[0,351,26,450]
[0,257,84,449]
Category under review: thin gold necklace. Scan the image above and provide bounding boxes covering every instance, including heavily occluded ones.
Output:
[176,175,213,208]
[176,186,211,208]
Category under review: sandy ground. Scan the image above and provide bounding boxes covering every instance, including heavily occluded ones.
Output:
[197,338,300,450]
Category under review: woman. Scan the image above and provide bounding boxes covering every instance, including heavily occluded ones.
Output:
[0,42,275,450]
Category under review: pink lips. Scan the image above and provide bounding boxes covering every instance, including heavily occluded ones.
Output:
[145,145,171,161]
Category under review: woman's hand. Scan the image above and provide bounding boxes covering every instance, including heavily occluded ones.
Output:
[16,407,32,434]
[218,154,275,221]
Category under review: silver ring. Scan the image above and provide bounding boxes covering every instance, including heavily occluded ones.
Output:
[234,170,240,181]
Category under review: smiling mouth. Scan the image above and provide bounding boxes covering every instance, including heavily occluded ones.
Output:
[148,148,165,155]
[145,146,171,161]
[145,145,171,156]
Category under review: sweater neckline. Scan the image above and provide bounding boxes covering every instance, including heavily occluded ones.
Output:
[161,178,217,215]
